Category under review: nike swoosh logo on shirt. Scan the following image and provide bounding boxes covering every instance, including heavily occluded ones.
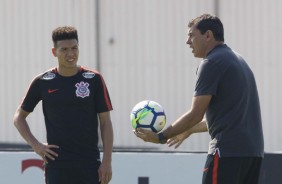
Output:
[48,89,59,93]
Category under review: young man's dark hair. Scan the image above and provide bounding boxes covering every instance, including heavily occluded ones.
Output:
[52,26,79,47]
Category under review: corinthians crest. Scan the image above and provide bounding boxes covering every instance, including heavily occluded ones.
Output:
[75,81,90,98]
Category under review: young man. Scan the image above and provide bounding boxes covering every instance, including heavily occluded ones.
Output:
[13,26,113,184]
[134,14,264,184]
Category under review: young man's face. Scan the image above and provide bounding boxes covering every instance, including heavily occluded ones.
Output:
[52,39,79,69]
[186,25,208,58]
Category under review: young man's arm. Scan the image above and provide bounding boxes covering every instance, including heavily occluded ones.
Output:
[13,107,59,162]
[98,111,114,184]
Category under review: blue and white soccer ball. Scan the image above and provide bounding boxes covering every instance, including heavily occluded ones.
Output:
[130,100,166,133]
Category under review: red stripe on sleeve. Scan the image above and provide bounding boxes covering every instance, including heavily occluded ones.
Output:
[100,75,113,110]
[83,67,113,110]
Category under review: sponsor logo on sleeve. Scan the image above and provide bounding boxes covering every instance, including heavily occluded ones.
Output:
[82,72,96,79]
[42,72,56,80]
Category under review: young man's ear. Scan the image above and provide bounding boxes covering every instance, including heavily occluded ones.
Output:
[52,47,57,57]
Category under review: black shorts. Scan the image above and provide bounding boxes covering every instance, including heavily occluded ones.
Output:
[45,166,101,184]
[202,151,262,184]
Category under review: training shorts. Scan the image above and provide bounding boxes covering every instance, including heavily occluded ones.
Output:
[45,165,101,184]
[202,151,262,184]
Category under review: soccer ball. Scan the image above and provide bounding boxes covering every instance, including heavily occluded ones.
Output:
[130,100,166,132]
